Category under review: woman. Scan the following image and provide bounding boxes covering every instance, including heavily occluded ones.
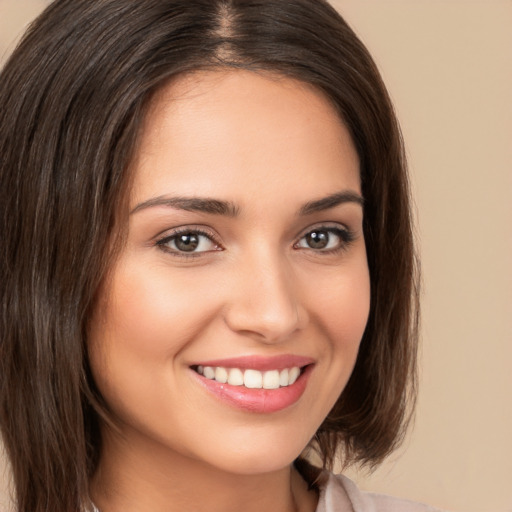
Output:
[0,1,430,511]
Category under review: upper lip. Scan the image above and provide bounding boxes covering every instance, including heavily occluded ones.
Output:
[191,354,315,371]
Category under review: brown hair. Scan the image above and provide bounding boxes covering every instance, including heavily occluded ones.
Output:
[0,0,419,510]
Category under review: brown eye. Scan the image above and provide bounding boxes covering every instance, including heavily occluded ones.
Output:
[157,230,220,255]
[295,226,354,252]
[304,230,329,249]
[175,233,199,252]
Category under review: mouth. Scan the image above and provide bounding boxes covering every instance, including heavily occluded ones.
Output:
[192,365,304,390]
[189,355,314,413]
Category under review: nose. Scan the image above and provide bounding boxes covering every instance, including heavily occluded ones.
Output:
[223,252,307,344]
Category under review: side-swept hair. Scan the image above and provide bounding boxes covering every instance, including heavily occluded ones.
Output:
[0,1,419,510]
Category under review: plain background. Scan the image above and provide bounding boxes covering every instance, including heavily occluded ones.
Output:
[0,1,511,511]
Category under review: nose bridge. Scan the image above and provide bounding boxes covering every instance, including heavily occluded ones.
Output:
[224,245,305,342]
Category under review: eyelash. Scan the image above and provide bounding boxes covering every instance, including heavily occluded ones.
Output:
[294,225,356,254]
[156,227,222,259]
[155,225,356,259]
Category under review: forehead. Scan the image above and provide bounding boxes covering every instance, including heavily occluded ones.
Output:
[130,69,360,208]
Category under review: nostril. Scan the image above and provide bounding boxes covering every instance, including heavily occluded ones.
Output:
[222,299,306,343]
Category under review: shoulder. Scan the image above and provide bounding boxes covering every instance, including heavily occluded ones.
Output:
[316,471,446,512]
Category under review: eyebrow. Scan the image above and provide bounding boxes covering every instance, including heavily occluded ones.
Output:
[298,191,364,215]
[130,190,363,216]
[130,196,240,216]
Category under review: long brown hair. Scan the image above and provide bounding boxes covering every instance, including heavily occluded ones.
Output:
[0,1,419,510]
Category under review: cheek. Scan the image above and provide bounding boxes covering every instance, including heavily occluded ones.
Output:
[92,261,215,358]
[305,256,371,392]
[333,271,370,342]
[87,260,220,411]
[87,261,221,443]
[310,260,370,346]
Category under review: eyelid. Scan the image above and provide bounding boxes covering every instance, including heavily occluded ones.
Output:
[295,221,351,240]
[153,222,356,258]
[155,225,223,257]
[293,223,356,252]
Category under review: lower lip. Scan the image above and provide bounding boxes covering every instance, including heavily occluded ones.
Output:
[192,365,313,413]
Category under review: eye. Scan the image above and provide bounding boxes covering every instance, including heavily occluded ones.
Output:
[295,226,354,252]
[156,229,221,255]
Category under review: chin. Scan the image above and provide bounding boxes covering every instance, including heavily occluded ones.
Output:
[207,450,300,476]
[190,428,313,477]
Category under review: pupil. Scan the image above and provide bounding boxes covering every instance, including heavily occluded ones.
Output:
[176,233,199,252]
[307,231,328,249]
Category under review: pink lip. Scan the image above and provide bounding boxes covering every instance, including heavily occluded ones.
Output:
[190,359,314,414]
[192,354,314,371]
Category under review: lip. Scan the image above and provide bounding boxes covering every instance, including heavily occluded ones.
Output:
[190,356,315,414]
[191,354,315,371]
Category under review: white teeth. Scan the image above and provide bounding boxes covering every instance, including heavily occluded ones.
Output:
[203,366,215,379]
[227,368,244,386]
[279,368,289,387]
[196,365,303,389]
[215,367,228,383]
[244,369,263,389]
[263,370,280,389]
[288,366,300,385]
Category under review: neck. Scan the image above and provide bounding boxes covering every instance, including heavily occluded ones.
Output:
[90,427,318,512]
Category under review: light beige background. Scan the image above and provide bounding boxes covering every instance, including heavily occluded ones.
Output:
[1,1,511,511]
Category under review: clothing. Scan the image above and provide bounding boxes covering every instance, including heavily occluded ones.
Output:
[316,472,444,512]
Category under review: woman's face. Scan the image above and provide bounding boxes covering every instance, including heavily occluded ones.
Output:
[89,70,370,475]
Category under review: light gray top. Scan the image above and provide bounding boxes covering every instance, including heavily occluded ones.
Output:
[317,472,445,512]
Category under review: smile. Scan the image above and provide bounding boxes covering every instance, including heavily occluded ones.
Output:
[195,365,302,389]
[190,356,315,413]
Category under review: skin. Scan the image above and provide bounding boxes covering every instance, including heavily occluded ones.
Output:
[88,70,370,512]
